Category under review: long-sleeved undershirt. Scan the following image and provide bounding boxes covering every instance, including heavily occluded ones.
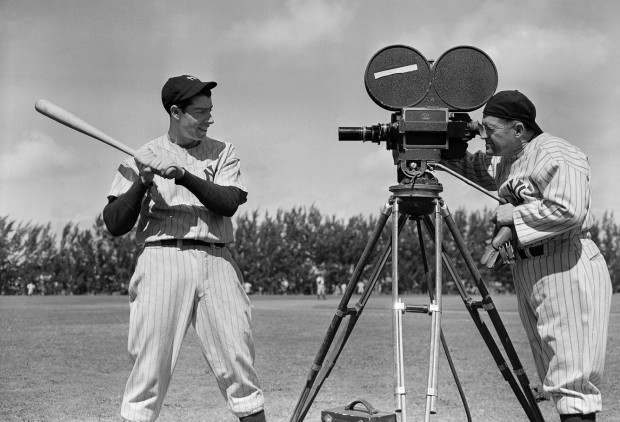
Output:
[103,170,247,237]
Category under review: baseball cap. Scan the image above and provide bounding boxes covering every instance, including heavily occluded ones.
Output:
[483,90,543,134]
[161,75,217,112]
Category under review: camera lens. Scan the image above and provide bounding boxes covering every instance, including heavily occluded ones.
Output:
[338,127,375,142]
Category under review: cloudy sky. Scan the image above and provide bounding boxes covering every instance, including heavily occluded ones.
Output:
[1,0,619,234]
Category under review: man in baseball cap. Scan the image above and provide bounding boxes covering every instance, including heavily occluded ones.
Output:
[477,90,543,157]
[104,75,267,422]
[441,89,612,422]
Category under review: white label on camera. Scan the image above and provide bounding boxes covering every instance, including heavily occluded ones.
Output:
[374,64,418,79]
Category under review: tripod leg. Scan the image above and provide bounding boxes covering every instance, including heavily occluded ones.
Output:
[416,219,472,422]
[289,202,399,422]
[292,211,409,422]
[423,204,545,422]
[439,204,545,422]
[421,214,540,421]
[422,214,540,421]
[425,201,443,421]
[391,199,407,422]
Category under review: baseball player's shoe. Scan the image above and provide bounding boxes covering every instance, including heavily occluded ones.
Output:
[239,410,266,422]
[559,413,596,422]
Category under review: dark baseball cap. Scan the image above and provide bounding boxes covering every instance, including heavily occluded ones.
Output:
[161,75,217,112]
[483,90,543,134]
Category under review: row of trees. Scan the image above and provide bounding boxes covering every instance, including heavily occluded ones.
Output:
[0,215,138,296]
[1,208,618,296]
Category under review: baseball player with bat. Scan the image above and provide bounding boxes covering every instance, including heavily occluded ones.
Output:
[101,75,266,422]
[441,90,612,422]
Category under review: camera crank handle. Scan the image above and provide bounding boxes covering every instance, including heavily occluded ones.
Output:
[491,194,513,248]
[434,163,514,247]
[435,163,502,202]
[492,226,513,249]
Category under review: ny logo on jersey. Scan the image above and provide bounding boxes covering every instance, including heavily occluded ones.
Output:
[204,164,216,181]
[506,179,528,204]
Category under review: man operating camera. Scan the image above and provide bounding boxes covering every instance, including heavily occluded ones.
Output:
[441,90,612,422]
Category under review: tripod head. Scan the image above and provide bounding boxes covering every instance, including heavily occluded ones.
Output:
[339,45,498,215]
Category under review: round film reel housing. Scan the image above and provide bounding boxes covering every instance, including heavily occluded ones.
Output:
[364,45,497,111]
[364,45,432,111]
[432,46,498,111]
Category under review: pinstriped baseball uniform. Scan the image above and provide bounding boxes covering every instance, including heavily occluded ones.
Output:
[108,134,264,421]
[446,133,612,415]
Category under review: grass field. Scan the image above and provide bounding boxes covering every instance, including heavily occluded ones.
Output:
[1,293,618,422]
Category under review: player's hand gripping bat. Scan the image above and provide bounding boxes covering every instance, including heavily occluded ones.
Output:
[34,99,180,178]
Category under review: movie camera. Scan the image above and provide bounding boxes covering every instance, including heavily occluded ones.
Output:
[290,46,546,422]
[338,45,498,214]
[339,45,497,174]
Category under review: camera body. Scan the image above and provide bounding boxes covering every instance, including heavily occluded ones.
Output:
[340,108,479,163]
[339,45,497,178]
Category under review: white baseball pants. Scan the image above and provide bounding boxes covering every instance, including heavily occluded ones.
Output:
[512,237,612,415]
[120,243,264,421]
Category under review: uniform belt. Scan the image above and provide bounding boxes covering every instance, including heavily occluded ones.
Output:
[147,239,226,248]
[517,245,544,259]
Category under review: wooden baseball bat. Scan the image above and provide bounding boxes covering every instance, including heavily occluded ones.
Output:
[34,99,136,156]
[35,99,179,177]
